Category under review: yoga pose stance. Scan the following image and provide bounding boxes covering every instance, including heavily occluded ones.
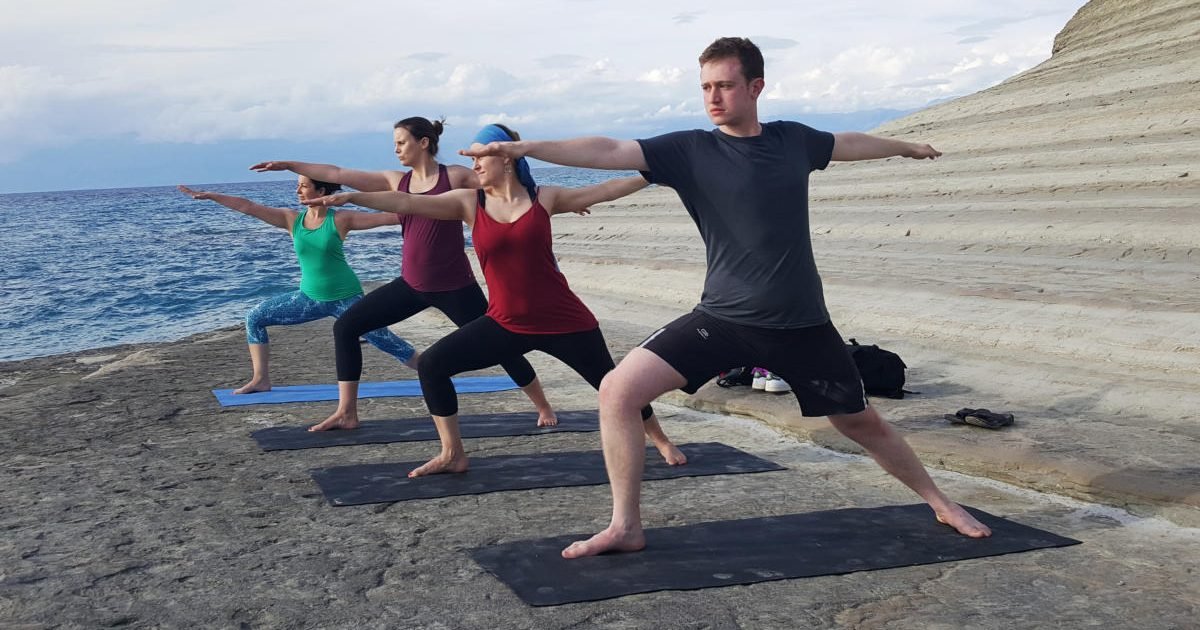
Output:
[463,37,992,557]
[306,124,686,477]
[250,117,557,432]
[178,178,417,394]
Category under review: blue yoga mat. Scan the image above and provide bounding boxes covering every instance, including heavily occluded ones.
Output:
[212,375,518,407]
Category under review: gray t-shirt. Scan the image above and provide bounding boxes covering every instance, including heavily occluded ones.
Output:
[638,121,835,328]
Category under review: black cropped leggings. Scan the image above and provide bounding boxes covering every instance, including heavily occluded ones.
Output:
[418,315,655,420]
[333,278,537,385]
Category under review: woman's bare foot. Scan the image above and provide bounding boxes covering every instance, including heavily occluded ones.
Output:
[537,410,559,427]
[561,525,646,559]
[408,452,469,477]
[934,503,992,538]
[233,378,270,394]
[308,410,360,432]
[653,440,688,466]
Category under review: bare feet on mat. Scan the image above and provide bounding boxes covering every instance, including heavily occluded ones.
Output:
[537,410,559,427]
[654,440,688,466]
[308,410,360,432]
[233,378,270,394]
[561,526,646,559]
[935,503,992,538]
[408,452,469,477]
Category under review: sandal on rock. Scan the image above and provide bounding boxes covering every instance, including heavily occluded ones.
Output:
[717,367,754,388]
[945,407,1015,430]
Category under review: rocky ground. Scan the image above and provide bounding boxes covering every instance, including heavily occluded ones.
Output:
[1,313,1197,628]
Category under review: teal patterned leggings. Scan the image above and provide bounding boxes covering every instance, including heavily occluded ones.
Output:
[245,290,415,364]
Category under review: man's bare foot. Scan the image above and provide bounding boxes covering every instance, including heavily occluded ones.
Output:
[537,410,559,427]
[408,452,469,477]
[308,410,360,432]
[233,379,270,394]
[935,503,992,538]
[561,525,646,559]
[654,441,688,466]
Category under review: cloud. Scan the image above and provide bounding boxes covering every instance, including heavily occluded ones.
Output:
[96,43,261,54]
[638,67,684,84]
[888,78,952,89]
[672,11,701,24]
[950,9,1064,37]
[0,0,1085,174]
[405,52,447,63]
[749,36,799,50]
[537,54,588,69]
[476,112,538,127]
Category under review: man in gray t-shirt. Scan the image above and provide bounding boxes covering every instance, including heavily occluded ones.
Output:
[464,37,992,558]
[637,120,835,328]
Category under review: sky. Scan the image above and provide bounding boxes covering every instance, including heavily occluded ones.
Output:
[0,0,1086,194]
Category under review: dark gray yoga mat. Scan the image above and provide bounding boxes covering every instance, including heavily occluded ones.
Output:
[251,410,601,452]
[311,442,784,506]
[471,503,1082,606]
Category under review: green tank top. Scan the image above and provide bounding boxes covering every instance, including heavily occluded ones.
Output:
[293,209,363,301]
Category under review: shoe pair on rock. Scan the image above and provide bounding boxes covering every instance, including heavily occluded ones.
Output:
[751,368,791,394]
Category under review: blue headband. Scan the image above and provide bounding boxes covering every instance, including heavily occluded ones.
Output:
[472,124,536,197]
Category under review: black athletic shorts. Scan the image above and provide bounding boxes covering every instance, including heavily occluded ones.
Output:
[638,309,868,417]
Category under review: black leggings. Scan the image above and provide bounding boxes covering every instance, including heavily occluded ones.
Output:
[418,315,654,420]
[333,278,537,385]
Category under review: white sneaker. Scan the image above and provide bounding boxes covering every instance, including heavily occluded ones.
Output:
[751,368,768,390]
[764,375,791,393]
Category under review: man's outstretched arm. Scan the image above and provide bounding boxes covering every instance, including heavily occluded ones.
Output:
[831,132,942,162]
[461,137,649,171]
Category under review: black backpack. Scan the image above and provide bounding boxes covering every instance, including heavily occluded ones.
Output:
[846,338,910,399]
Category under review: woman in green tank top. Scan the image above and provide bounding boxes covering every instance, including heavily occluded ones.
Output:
[178,176,417,394]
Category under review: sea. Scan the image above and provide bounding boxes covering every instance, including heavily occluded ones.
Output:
[0,167,637,362]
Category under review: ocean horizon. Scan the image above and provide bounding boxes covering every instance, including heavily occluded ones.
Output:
[0,167,639,362]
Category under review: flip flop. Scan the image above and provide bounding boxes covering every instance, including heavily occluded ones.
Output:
[944,408,1015,430]
[716,367,754,388]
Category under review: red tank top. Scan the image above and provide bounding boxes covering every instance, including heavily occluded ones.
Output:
[396,165,476,292]
[472,191,598,334]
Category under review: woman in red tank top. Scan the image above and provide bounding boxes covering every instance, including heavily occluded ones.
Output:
[249,117,558,433]
[308,124,686,478]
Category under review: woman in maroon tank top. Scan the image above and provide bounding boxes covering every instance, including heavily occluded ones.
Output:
[249,118,558,433]
[307,124,686,477]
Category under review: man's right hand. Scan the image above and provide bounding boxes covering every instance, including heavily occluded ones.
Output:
[902,143,942,160]
[249,160,290,172]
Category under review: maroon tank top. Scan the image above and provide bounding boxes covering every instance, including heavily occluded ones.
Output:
[472,191,598,334]
[396,165,476,292]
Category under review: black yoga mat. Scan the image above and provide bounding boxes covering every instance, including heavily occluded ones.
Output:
[470,503,1081,606]
[251,410,601,452]
[311,442,784,506]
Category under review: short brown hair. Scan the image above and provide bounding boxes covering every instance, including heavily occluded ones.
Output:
[698,37,764,82]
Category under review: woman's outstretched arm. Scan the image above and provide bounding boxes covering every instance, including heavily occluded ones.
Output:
[307,189,476,224]
[248,160,400,193]
[178,185,294,231]
[538,175,649,216]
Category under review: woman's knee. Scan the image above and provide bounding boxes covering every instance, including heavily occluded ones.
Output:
[245,312,268,344]
[332,313,362,342]
[416,344,452,378]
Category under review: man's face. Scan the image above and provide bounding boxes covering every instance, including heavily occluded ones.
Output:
[700,57,764,128]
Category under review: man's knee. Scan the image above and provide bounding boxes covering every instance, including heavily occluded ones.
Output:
[829,407,887,437]
[599,367,652,412]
